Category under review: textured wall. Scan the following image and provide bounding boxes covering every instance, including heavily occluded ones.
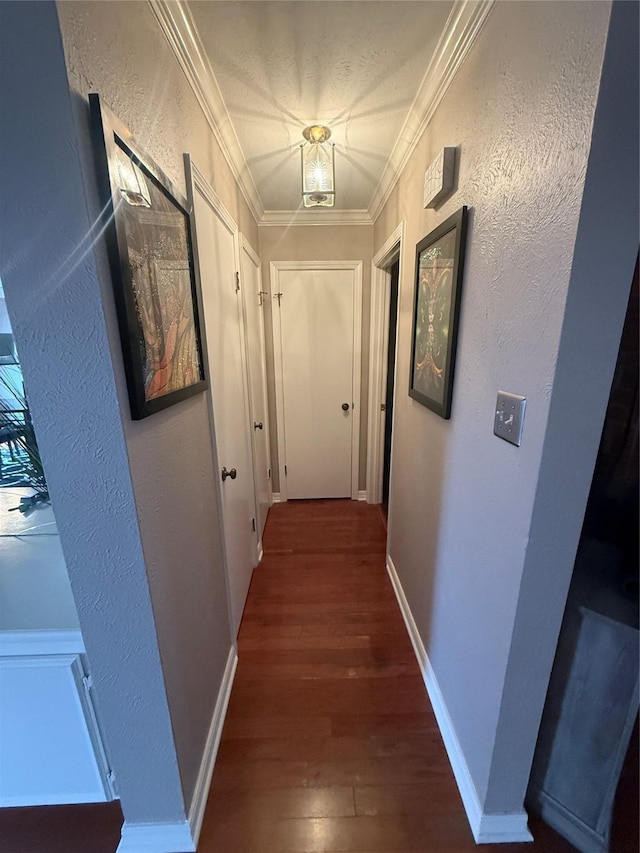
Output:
[373,0,620,815]
[54,0,242,814]
[0,1,186,824]
[258,224,373,492]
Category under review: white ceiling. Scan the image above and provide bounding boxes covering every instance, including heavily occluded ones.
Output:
[151,1,494,222]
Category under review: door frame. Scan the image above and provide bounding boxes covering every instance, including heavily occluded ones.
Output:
[185,155,260,629]
[366,222,404,504]
[239,233,272,555]
[270,260,363,502]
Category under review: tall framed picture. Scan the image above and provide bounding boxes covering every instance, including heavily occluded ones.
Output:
[90,93,208,420]
[409,206,468,419]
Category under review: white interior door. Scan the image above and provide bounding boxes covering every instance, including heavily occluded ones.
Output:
[190,164,256,636]
[240,237,272,544]
[272,263,362,500]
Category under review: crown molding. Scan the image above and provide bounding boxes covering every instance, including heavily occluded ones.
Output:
[367,0,495,222]
[260,209,372,227]
[150,0,493,229]
[148,0,264,223]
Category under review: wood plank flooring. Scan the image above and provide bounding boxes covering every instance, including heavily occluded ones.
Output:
[197,499,576,853]
[0,499,577,852]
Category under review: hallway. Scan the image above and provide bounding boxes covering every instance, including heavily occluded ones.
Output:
[0,500,578,852]
[196,499,574,852]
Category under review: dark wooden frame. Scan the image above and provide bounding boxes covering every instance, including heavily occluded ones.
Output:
[409,206,468,418]
[90,93,208,420]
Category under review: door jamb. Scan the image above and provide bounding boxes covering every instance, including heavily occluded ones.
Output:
[239,233,273,552]
[270,260,363,502]
[366,222,404,504]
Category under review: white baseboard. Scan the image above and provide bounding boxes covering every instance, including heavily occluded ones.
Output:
[272,492,282,504]
[386,555,533,845]
[117,646,238,853]
[117,821,195,853]
[357,490,367,501]
[188,645,238,844]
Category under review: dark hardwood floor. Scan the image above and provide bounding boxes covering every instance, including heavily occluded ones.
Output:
[0,499,577,852]
[197,499,575,852]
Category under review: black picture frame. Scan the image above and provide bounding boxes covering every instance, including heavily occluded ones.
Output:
[409,206,468,419]
[90,93,208,420]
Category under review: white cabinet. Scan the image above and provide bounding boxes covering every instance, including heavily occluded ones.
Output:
[0,490,114,806]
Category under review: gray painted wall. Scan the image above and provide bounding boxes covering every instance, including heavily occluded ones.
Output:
[484,0,639,812]
[0,1,185,823]
[1,0,241,824]
[374,0,636,817]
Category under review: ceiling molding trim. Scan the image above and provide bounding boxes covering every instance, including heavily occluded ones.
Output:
[368,0,495,223]
[260,210,373,227]
[148,0,265,223]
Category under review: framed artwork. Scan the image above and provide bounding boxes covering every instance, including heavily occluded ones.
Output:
[409,206,468,419]
[90,93,208,420]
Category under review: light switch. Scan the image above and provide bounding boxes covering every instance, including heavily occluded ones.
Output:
[494,391,526,446]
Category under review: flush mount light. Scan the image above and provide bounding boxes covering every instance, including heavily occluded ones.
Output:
[301,125,335,208]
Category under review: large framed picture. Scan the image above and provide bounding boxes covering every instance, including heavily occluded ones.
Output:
[90,93,208,420]
[409,206,468,419]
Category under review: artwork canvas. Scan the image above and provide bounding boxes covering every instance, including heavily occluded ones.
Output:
[90,93,208,419]
[409,206,468,418]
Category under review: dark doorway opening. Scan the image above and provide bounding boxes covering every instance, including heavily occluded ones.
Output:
[382,259,399,511]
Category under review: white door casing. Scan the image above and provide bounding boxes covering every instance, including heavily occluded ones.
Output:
[240,234,272,548]
[367,222,404,505]
[186,157,257,637]
[271,261,362,502]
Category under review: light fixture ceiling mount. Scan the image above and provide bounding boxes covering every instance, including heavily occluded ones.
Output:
[301,124,335,209]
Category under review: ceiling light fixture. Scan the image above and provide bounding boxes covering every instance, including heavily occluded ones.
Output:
[301,125,335,208]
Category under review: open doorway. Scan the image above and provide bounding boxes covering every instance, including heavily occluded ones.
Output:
[527,256,639,852]
[366,223,404,506]
[381,259,400,511]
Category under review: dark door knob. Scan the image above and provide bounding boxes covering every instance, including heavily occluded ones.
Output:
[221,467,237,482]
[342,403,350,411]
[253,421,263,430]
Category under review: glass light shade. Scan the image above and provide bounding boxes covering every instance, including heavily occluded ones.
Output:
[301,135,335,208]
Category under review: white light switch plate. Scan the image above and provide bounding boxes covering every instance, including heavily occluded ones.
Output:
[494,391,526,446]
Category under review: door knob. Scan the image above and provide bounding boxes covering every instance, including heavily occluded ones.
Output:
[253,421,263,430]
[341,403,350,411]
[221,467,237,482]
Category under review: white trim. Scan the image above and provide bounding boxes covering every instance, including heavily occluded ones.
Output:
[270,261,363,502]
[257,543,264,563]
[240,233,274,527]
[357,490,367,502]
[0,629,85,657]
[149,0,492,227]
[240,233,260,268]
[261,210,372,226]
[149,0,264,223]
[386,555,533,845]
[188,645,238,845]
[117,822,195,853]
[272,492,282,504]
[368,0,495,221]
[366,223,404,504]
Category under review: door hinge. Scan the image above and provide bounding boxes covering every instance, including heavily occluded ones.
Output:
[235,271,240,292]
[381,403,386,412]
[268,467,271,479]
[82,674,94,693]
[284,464,288,476]
[252,518,256,532]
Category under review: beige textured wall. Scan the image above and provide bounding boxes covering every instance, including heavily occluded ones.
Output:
[258,224,373,492]
[372,0,619,815]
[56,0,258,815]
